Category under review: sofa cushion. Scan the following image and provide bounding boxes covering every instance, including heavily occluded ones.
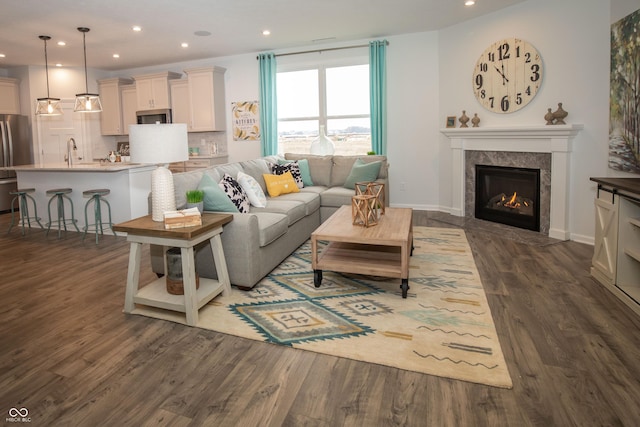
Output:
[237,171,267,208]
[330,155,386,187]
[219,173,250,213]
[271,162,303,189]
[343,158,383,189]
[215,162,245,179]
[321,186,356,208]
[252,199,306,225]
[254,212,289,247]
[198,174,239,212]
[239,158,272,193]
[275,191,321,216]
[263,172,300,197]
[285,153,333,187]
[174,170,205,208]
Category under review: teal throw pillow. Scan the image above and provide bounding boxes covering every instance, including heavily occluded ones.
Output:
[279,158,314,187]
[197,174,239,212]
[343,158,382,190]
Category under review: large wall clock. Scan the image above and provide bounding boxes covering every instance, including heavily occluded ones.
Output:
[472,38,543,113]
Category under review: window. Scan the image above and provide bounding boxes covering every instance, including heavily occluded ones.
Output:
[277,63,370,155]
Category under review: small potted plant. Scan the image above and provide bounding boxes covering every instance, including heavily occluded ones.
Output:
[186,190,204,213]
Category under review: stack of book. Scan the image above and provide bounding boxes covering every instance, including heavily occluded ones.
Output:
[163,207,202,229]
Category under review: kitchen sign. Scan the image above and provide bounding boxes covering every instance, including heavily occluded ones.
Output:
[231,101,260,141]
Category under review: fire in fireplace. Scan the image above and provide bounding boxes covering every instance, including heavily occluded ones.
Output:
[475,165,541,231]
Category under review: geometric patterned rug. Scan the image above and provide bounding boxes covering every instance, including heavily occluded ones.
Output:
[134,227,512,388]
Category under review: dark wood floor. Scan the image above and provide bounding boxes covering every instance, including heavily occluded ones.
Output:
[1,210,639,426]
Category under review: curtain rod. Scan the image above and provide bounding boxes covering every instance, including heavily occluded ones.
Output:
[256,40,388,60]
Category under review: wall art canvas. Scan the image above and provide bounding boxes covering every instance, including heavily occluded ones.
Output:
[232,101,260,141]
[610,8,640,174]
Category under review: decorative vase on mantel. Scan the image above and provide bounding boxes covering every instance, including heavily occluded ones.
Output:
[310,125,335,155]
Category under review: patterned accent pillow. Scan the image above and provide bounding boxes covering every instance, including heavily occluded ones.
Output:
[263,172,300,197]
[271,162,303,189]
[236,171,267,208]
[219,173,250,213]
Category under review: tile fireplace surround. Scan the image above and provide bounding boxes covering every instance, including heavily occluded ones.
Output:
[441,125,583,241]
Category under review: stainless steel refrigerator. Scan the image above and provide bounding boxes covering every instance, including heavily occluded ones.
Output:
[1,114,32,212]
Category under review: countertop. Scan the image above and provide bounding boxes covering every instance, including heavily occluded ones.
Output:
[3,162,155,172]
[590,177,640,196]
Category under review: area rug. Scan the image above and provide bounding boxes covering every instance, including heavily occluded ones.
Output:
[134,227,513,388]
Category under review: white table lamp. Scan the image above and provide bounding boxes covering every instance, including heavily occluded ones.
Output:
[129,123,189,221]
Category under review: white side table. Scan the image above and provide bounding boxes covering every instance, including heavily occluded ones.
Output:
[114,213,233,326]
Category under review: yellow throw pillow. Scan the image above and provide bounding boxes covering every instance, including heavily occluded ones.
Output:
[263,172,300,197]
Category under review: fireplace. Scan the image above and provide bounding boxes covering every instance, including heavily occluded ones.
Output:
[441,125,583,240]
[475,165,541,231]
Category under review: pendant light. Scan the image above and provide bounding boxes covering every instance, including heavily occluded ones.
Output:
[74,27,102,113]
[35,35,63,116]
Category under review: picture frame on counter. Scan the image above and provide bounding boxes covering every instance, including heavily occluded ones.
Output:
[117,141,130,156]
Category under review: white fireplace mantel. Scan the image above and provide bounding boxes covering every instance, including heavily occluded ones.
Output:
[441,124,583,240]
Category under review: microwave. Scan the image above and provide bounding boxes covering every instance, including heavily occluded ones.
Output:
[136,109,172,124]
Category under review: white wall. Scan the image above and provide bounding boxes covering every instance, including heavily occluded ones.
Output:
[438,0,617,243]
[386,32,440,210]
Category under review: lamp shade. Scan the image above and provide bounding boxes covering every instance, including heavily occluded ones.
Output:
[129,123,189,164]
[129,123,189,221]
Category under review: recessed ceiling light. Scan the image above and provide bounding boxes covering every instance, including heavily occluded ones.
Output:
[0,54,5,58]
[132,25,142,32]
[57,41,66,46]
[194,30,211,37]
[55,63,62,67]
[181,42,189,48]
[465,0,475,5]
[113,54,120,58]
[262,30,271,36]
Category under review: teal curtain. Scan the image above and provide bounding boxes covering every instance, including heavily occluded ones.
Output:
[369,40,387,155]
[258,53,278,156]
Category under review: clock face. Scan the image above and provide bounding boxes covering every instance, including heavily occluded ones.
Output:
[472,38,543,113]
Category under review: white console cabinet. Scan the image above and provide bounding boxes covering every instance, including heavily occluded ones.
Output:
[590,177,640,316]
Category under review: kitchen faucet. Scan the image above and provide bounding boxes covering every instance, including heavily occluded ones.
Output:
[66,137,77,166]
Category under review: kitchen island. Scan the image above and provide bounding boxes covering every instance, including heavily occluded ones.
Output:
[6,162,156,231]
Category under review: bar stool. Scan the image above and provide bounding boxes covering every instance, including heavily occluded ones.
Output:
[82,188,116,244]
[7,188,44,235]
[46,188,79,238]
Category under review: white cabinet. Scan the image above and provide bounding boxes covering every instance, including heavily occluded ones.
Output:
[617,197,640,304]
[121,85,137,135]
[133,72,181,110]
[184,67,227,131]
[0,77,20,114]
[170,79,189,125]
[592,192,619,285]
[98,78,133,135]
[591,178,640,317]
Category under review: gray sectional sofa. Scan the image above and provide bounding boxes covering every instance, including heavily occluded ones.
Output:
[150,153,389,289]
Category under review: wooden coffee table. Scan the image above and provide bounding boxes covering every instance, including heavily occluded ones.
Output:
[311,206,413,298]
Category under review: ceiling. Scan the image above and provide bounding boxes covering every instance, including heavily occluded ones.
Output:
[0,0,526,71]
